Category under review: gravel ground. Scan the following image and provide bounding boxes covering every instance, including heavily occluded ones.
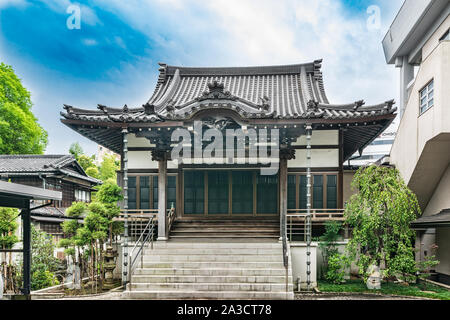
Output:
[295,293,432,300]
[36,292,430,300]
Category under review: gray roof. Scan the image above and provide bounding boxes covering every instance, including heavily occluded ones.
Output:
[60,60,396,123]
[0,155,101,185]
[0,180,62,201]
[411,209,450,228]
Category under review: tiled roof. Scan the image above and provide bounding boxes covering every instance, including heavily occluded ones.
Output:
[0,155,73,172]
[60,60,397,123]
[0,155,101,184]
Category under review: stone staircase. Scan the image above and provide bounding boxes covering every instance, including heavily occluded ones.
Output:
[122,240,294,300]
[169,219,280,240]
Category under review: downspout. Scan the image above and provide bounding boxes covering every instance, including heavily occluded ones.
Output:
[305,124,312,291]
[121,128,129,287]
[38,174,46,189]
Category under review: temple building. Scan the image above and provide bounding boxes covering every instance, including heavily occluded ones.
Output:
[60,60,396,299]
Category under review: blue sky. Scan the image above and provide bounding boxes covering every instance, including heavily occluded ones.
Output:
[0,0,403,156]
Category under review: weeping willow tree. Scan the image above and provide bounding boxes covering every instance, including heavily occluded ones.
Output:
[344,165,421,281]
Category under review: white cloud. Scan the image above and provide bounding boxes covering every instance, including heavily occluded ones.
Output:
[82,38,98,46]
[0,0,28,9]
[201,0,400,106]
[94,0,401,106]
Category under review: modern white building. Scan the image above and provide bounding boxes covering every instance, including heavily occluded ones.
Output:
[383,0,450,285]
[347,120,398,167]
[95,144,120,166]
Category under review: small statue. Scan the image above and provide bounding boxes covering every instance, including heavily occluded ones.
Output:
[366,265,381,290]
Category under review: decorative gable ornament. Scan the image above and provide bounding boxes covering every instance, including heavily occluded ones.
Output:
[196,81,237,102]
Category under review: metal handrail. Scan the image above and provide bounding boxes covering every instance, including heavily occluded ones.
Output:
[281,210,289,296]
[128,215,156,287]
[167,203,176,234]
[287,209,345,241]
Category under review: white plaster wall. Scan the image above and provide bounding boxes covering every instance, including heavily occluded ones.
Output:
[128,151,156,169]
[127,134,154,148]
[128,151,179,169]
[423,165,450,217]
[288,149,339,168]
[436,227,450,276]
[293,130,338,146]
[390,38,450,185]
[422,15,450,62]
[343,170,357,205]
[290,243,317,289]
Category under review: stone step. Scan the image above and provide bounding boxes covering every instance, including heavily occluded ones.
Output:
[134,268,288,276]
[148,242,281,249]
[173,224,279,229]
[141,261,285,269]
[123,290,294,300]
[142,255,283,262]
[169,235,279,239]
[175,219,279,223]
[131,275,293,284]
[171,228,279,232]
[143,248,282,255]
[130,282,294,292]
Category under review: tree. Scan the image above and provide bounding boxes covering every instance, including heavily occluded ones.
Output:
[0,207,19,293]
[99,154,120,181]
[344,165,421,282]
[318,221,342,279]
[76,202,108,289]
[15,226,61,291]
[69,142,84,160]
[59,201,86,288]
[96,181,123,245]
[85,166,100,179]
[77,155,96,172]
[0,62,48,154]
[29,226,61,290]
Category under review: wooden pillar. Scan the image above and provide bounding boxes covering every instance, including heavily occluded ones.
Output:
[338,129,344,209]
[157,158,168,240]
[279,148,294,240]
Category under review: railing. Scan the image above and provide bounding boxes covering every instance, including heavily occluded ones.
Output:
[287,209,345,241]
[116,209,158,241]
[281,209,289,296]
[128,215,156,287]
[167,203,176,234]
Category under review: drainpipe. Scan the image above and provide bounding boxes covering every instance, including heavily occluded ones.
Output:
[121,128,129,287]
[38,174,46,189]
[305,124,312,291]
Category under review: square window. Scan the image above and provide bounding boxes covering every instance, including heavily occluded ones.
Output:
[419,79,434,115]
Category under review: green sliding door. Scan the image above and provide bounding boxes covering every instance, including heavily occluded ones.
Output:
[256,173,278,214]
[184,171,205,214]
[208,171,229,214]
[232,171,253,214]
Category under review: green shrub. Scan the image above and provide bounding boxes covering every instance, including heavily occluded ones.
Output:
[326,253,348,284]
[31,269,59,291]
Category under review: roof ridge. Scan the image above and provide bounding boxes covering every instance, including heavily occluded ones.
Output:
[0,154,67,158]
[162,61,320,77]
